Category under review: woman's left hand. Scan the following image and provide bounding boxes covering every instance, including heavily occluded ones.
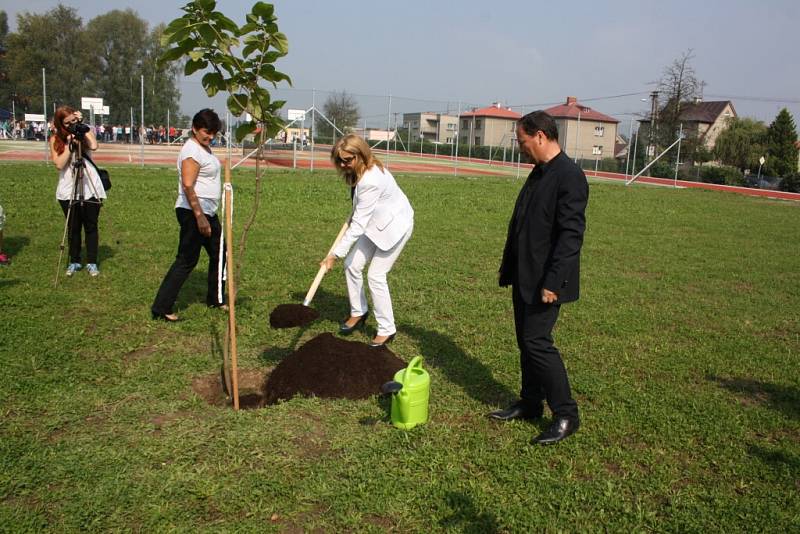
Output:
[320,255,336,272]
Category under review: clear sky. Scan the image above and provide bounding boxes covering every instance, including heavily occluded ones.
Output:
[5,0,799,128]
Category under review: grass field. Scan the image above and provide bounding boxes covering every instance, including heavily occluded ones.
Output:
[0,161,798,532]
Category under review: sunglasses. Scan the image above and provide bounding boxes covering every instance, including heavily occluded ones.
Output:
[338,155,355,164]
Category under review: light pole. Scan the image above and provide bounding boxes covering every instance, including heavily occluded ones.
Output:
[647,91,659,164]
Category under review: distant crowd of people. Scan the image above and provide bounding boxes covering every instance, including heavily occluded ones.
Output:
[0,119,48,140]
[0,118,187,144]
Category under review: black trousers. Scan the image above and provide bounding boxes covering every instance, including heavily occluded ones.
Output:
[151,208,225,315]
[59,199,101,264]
[513,286,579,420]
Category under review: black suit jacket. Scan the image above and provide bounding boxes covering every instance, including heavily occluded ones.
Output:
[499,151,588,305]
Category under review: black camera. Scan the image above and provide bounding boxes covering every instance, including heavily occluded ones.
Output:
[66,120,91,139]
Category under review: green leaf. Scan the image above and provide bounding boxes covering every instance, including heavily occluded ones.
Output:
[240,22,259,34]
[271,32,289,54]
[197,23,217,45]
[211,13,240,35]
[184,58,208,76]
[164,16,190,36]
[160,46,188,63]
[188,50,205,61]
[196,0,216,11]
[241,43,258,58]
[227,94,249,117]
[260,51,282,64]
[201,72,225,97]
[250,86,271,106]
[235,121,257,142]
[168,26,193,44]
[251,2,275,20]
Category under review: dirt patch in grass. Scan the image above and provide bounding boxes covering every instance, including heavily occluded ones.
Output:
[263,333,406,405]
[289,411,333,459]
[125,345,159,362]
[192,333,406,409]
[192,368,271,409]
[269,303,319,328]
[150,410,198,432]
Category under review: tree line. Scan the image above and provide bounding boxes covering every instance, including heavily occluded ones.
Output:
[0,5,183,126]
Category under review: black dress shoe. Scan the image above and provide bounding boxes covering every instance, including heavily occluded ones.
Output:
[531,417,580,445]
[339,313,368,335]
[487,401,544,421]
[368,333,395,348]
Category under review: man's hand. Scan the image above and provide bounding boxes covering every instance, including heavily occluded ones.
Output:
[320,254,336,272]
[541,288,558,304]
[196,214,211,237]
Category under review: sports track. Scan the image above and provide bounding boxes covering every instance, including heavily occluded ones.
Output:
[2,140,798,202]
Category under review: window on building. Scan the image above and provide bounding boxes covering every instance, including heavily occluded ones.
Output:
[475,137,481,146]
[462,120,468,130]
[592,145,602,155]
[475,119,482,129]
[594,126,605,136]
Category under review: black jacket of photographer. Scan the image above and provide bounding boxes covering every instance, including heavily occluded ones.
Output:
[499,150,588,305]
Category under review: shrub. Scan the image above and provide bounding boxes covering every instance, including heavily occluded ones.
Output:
[779,173,800,193]
[700,165,743,185]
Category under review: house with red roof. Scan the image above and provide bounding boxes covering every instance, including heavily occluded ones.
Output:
[638,100,736,151]
[544,97,620,160]
[459,103,521,149]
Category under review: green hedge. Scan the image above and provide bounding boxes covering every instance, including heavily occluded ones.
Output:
[779,173,800,193]
[700,165,745,186]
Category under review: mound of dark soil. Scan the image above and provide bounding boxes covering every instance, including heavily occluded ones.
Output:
[269,303,320,328]
[263,333,406,405]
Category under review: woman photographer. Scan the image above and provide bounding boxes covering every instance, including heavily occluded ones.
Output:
[151,109,226,322]
[50,106,106,277]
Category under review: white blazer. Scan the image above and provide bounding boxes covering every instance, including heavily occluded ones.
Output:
[333,165,414,257]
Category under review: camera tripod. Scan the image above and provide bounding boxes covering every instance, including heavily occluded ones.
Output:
[54,139,103,286]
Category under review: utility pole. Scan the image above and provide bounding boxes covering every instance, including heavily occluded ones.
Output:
[647,90,659,164]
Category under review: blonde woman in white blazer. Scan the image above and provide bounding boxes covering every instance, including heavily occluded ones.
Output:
[321,135,414,348]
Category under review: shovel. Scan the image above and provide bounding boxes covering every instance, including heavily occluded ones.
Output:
[302,221,349,307]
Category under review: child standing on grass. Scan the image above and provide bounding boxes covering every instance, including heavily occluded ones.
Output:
[0,202,9,265]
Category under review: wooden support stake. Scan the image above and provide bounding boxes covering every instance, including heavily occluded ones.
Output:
[224,159,240,410]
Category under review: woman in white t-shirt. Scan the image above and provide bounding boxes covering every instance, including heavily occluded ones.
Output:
[50,106,106,277]
[151,109,225,322]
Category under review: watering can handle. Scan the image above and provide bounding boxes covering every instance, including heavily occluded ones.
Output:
[402,356,424,386]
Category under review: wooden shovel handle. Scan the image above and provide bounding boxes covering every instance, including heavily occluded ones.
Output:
[303,221,349,306]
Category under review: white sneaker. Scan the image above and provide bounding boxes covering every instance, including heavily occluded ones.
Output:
[86,263,100,277]
[66,263,82,276]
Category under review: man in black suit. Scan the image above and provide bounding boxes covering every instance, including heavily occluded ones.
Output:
[490,111,588,445]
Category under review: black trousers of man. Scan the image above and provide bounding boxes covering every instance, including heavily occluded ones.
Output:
[152,208,225,316]
[59,199,101,264]
[513,286,579,421]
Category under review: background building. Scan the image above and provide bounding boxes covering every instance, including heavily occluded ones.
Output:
[460,103,521,148]
[544,96,619,160]
[402,112,458,143]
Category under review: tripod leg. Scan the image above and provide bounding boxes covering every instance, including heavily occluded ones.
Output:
[54,201,74,287]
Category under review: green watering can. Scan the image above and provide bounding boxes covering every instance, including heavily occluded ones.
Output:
[381,356,430,430]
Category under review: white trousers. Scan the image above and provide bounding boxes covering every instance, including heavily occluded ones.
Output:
[343,225,413,336]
